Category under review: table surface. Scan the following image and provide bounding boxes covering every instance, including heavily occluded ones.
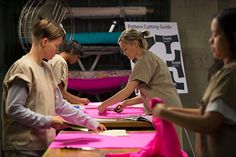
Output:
[43,130,155,157]
[43,103,154,157]
[71,103,154,130]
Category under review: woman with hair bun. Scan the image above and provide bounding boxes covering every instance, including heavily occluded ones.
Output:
[98,28,182,143]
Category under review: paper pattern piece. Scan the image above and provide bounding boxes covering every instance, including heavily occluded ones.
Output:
[49,131,155,149]
[98,129,128,137]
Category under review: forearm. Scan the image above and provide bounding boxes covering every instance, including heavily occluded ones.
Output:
[102,81,139,108]
[6,79,51,129]
[169,107,200,115]
[61,90,81,104]
[159,108,222,133]
[123,95,142,107]
[55,88,98,130]
[102,88,132,108]
[7,104,52,129]
[160,109,205,131]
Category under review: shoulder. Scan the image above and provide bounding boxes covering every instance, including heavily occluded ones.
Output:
[216,63,236,79]
[209,63,236,91]
[143,51,163,62]
[9,55,34,73]
[224,62,236,73]
[4,55,35,85]
[136,51,165,68]
[49,54,67,66]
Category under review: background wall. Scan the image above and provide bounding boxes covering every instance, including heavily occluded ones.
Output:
[170,0,236,156]
[0,1,28,156]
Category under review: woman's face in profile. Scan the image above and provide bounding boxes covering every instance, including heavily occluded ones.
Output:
[209,18,231,62]
[43,37,64,60]
[68,54,79,64]
[119,40,138,60]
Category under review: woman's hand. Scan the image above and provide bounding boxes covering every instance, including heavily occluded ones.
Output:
[97,103,107,115]
[152,103,167,117]
[78,97,90,105]
[51,115,68,130]
[94,123,107,133]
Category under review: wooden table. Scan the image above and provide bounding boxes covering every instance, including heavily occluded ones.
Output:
[96,118,153,130]
[43,147,139,157]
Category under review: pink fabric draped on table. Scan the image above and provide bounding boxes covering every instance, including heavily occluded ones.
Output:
[79,104,145,119]
[105,97,188,157]
[105,118,188,157]
[49,131,155,149]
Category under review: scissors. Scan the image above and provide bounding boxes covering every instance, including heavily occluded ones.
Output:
[113,104,123,113]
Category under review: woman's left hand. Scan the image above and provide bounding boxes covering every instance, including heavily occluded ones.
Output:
[95,123,107,133]
[78,98,90,105]
[97,104,107,115]
[152,103,166,117]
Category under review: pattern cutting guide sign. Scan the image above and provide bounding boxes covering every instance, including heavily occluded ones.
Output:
[125,22,188,93]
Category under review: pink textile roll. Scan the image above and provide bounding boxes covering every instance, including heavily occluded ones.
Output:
[68,76,129,95]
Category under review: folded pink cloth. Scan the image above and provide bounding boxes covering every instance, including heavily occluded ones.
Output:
[106,97,188,157]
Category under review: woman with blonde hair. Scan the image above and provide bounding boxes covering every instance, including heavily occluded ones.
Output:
[98,28,182,143]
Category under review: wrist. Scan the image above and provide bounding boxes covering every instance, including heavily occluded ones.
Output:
[159,106,168,118]
[45,116,53,128]
[122,100,127,107]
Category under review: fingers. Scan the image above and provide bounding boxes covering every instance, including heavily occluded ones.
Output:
[52,115,64,124]
[51,115,66,130]
[95,124,107,133]
[79,98,90,105]
[98,110,108,116]
[83,98,90,105]
[97,105,106,115]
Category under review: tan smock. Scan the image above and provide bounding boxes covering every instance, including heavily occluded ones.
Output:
[129,50,182,113]
[48,54,68,90]
[129,51,183,145]
[1,55,57,150]
[196,62,236,157]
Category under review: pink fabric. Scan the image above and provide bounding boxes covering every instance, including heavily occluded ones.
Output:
[105,97,188,157]
[83,105,145,119]
[149,97,164,109]
[49,131,155,148]
[67,76,128,95]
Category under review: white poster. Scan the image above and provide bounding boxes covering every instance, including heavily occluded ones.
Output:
[125,22,188,94]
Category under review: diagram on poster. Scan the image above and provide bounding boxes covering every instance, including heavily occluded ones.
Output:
[125,22,188,93]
